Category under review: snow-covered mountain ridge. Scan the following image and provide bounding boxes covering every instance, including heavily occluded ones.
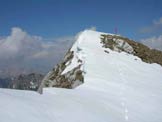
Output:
[0,30,162,122]
[39,30,162,91]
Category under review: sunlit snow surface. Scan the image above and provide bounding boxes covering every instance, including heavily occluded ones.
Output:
[0,30,162,122]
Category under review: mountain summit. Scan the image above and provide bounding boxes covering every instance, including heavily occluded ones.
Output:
[39,30,162,91]
[1,30,162,122]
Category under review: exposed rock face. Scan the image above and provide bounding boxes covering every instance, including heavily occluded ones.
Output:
[38,49,84,93]
[50,65,83,88]
[101,34,162,66]
[101,34,134,54]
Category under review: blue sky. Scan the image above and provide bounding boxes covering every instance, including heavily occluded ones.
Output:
[0,0,162,75]
[0,0,162,40]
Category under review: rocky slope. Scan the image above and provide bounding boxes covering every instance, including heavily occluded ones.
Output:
[38,48,84,93]
[45,50,83,88]
[100,34,162,65]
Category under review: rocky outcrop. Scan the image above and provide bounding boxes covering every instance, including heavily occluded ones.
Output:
[101,34,162,66]
[49,65,83,88]
[101,34,134,54]
[38,49,84,93]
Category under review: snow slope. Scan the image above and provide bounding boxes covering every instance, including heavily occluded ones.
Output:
[0,30,162,122]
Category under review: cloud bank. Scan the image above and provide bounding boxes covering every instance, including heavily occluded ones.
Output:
[141,35,162,51]
[0,27,74,77]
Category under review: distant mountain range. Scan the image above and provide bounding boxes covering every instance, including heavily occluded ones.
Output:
[0,73,44,91]
[0,77,12,88]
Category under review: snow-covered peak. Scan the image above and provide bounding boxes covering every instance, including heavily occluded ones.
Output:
[40,29,162,91]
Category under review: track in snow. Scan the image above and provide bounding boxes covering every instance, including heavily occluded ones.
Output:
[118,63,129,121]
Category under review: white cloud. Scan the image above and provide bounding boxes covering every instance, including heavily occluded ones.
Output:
[0,27,74,76]
[139,17,162,33]
[153,17,162,25]
[141,35,162,51]
[85,26,97,31]
[0,27,43,59]
[89,26,97,31]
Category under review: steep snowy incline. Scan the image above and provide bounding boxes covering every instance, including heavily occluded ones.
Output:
[0,30,162,122]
